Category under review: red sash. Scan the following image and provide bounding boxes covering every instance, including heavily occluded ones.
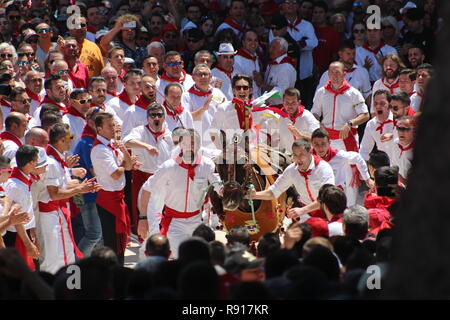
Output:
[215,66,233,80]
[135,95,152,110]
[160,206,200,236]
[375,119,394,135]
[25,88,42,103]
[236,48,257,61]
[275,105,305,124]
[46,145,67,167]
[313,146,339,162]
[40,96,66,112]
[0,131,23,147]
[14,234,35,271]
[287,16,302,31]
[163,100,184,117]
[65,106,86,119]
[146,125,165,142]
[96,189,130,254]
[188,86,212,97]
[268,56,296,69]
[107,90,118,97]
[223,17,245,33]
[9,167,32,190]
[232,97,253,130]
[398,142,414,158]
[297,155,322,203]
[363,41,385,55]
[381,77,399,94]
[80,125,96,140]
[93,138,119,157]
[324,80,352,130]
[118,90,134,106]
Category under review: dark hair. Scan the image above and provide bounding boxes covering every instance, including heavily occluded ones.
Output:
[178,261,220,300]
[41,112,62,130]
[417,63,434,76]
[44,74,62,90]
[313,0,328,12]
[374,166,399,188]
[292,138,312,152]
[0,155,10,169]
[332,235,361,266]
[142,54,157,63]
[338,39,356,51]
[209,241,226,266]
[5,5,20,15]
[343,206,369,240]
[70,88,89,99]
[226,226,250,246]
[5,113,23,131]
[303,246,340,281]
[94,112,114,129]
[283,88,301,100]
[39,104,61,119]
[399,68,416,80]
[145,234,170,257]
[15,145,38,168]
[390,91,411,106]
[232,74,252,88]
[178,237,211,265]
[164,51,181,63]
[318,184,347,214]
[88,76,106,90]
[107,46,125,58]
[164,82,183,96]
[311,127,330,141]
[123,69,142,82]
[8,87,26,101]
[257,233,281,258]
[49,123,69,144]
[146,102,165,116]
[373,89,391,101]
[90,246,119,267]
[192,224,216,242]
[368,150,390,169]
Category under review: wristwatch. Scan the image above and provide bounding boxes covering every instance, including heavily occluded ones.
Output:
[138,216,147,220]
[347,120,353,127]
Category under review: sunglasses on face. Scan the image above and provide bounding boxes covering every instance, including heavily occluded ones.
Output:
[26,38,39,44]
[98,9,109,15]
[234,85,249,91]
[389,105,403,111]
[353,1,363,7]
[353,28,365,33]
[75,98,92,104]
[396,126,411,132]
[15,98,31,104]
[18,61,30,66]
[8,15,20,21]
[57,70,70,75]
[0,53,13,58]
[166,61,182,67]
[382,25,394,30]
[18,52,35,58]
[148,112,164,118]
[37,28,52,34]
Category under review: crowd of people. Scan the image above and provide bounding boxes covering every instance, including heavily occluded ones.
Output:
[0,0,440,300]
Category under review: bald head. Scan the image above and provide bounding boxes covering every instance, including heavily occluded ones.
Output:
[5,112,27,138]
[145,234,171,258]
[25,127,49,147]
[101,66,119,91]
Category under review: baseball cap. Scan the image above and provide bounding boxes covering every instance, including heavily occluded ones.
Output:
[36,147,48,168]
[224,249,265,274]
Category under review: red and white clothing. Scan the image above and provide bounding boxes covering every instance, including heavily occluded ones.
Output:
[182,86,226,142]
[234,48,261,97]
[105,89,119,104]
[38,145,82,274]
[359,113,396,161]
[387,138,414,180]
[318,64,372,99]
[25,88,43,117]
[63,106,86,154]
[264,54,297,106]
[370,77,401,112]
[105,90,137,122]
[121,96,153,136]
[162,100,194,132]
[269,155,335,206]
[304,213,344,238]
[410,90,423,112]
[155,71,195,104]
[215,17,247,38]
[0,131,23,161]
[211,67,236,101]
[0,98,12,119]
[142,154,221,258]
[355,43,397,83]
[314,147,370,207]
[311,80,368,152]
[269,106,320,152]
[32,95,67,126]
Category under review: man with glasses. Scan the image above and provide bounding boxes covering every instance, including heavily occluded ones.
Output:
[211,43,237,100]
[124,103,174,237]
[35,23,54,71]
[24,71,44,116]
[360,90,396,161]
[0,112,27,161]
[380,92,415,144]
[0,43,16,65]
[61,37,90,90]
[181,28,206,74]
[156,51,194,104]
[9,87,32,122]
[63,89,92,153]
[49,60,74,91]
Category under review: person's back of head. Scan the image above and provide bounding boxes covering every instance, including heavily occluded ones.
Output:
[374,166,399,199]
[91,246,120,267]
[126,269,154,300]
[257,232,281,258]
[209,240,227,266]
[265,249,299,279]
[302,245,340,282]
[178,236,211,265]
[192,223,216,242]
[302,237,334,257]
[343,205,370,240]
[291,222,312,258]
[178,261,220,300]
[226,226,250,247]
[285,265,329,299]
[229,281,270,300]
[145,234,171,258]
[331,235,361,266]
[345,246,376,272]
[376,235,393,263]
[319,185,347,215]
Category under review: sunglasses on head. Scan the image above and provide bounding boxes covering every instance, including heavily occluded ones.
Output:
[396,126,411,132]
[0,53,13,58]
[75,98,92,104]
[37,28,51,34]
[148,112,164,118]
[234,85,249,91]
[15,98,31,104]
[166,61,182,67]
[18,52,35,58]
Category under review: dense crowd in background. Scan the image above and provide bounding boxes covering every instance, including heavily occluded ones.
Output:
[0,0,441,300]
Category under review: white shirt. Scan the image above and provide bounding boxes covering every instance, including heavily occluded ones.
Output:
[143,155,221,213]
[387,138,414,180]
[269,157,335,205]
[311,84,368,130]
[326,150,370,190]
[123,126,174,174]
[2,136,21,161]
[155,73,195,104]
[359,113,395,161]
[211,67,235,101]
[4,169,34,232]
[318,65,371,99]
[122,105,148,137]
[105,93,135,121]
[264,54,297,106]
[370,77,401,112]
[163,105,195,132]
[234,50,261,97]
[39,146,71,204]
[410,91,423,112]
[63,113,86,154]
[91,134,125,191]
[355,44,398,83]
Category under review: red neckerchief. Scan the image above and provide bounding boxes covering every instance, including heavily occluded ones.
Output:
[46,145,68,168]
[146,125,165,142]
[134,95,152,110]
[415,90,424,98]
[324,80,351,96]
[0,98,11,108]
[119,69,126,84]
[363,41,385,55]
[65,106,86,119]
[160,70,187,83]
[232,97,253,130]
[87,25,96,34]
[215,66,233,80]
[375,118,394,134]
[381,77,400,93]
[313,147,339,162]
[236,48,257,62]
[174,153,202,180]
[346,65,357,73]
[41,96,66,112]
[297,155,322,202]
[118,90,135,106]
[80,125,96,140]
[25,88,42,102]
[0,131,22,147]
[277,105,305,124]
[398,141,414,158]
[329,213,343,223]
[188,85,212,97]
[268,55,296,69]
[107,90,118,97]
[408,91,416,97]
[287,16,302,31]
[93,137,119,157]
[223,17,245,33]
[163,100,184,117]
[9,167,33,191]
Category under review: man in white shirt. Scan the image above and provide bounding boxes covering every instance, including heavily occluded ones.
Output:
[312,61,369,152]
[139,129,222,258]
[24,71,44,117]
[0,112,27,161]
[255,37,297,107]
[63,89,91,154]
[124,103,175,234]
[101,66,121,103]
[88,76,108,110]
[311,128,373,207]
[9,87,33,122]
[211,43,237,101]
[215,0,247,37]
[360,90,396,161]
[410,63,433,112]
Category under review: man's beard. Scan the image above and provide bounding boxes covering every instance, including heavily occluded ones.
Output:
[385,69,399,80]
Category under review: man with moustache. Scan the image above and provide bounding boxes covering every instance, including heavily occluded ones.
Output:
[407,46,426,70]
[124,103,174,240]
[88,77,108,110]
[410,63,433,112]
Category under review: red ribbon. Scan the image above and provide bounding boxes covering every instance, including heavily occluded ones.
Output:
[215,66,234,80]
[9,167,33,191]
[65,106,86,119]
[146,125,165,142]
[188,85,212,97]
[160,70,187,83]
[375,119,394,135]
[80,125,96,140]
[46,145,68,168]
[381,77,400,94]
[232,97,253,130]
[398,142,414,158]
[268,56,296,69]
[223,17,245,33]
[174,153,202,181]
[363,41,386,55]
[163,100,184,117]
[0,131,23,147]
[236,48,257,61]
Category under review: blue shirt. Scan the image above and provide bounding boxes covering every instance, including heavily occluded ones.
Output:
[73,136,97,203]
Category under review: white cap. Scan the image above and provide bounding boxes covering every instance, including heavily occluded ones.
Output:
[95,29,109,40]
[36,147,48,168]
[400,1,417,14]
[124,57,135,64]
[215,43,237,56]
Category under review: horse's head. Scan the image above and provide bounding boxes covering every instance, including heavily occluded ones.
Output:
[221,181,245,211]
